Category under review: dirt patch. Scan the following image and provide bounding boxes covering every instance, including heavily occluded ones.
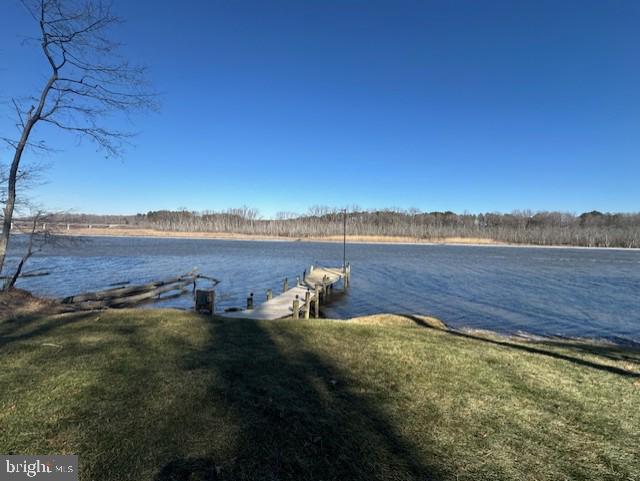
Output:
[0,289,68,321]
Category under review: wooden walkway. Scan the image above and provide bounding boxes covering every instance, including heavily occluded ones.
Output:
[222,265,349,320]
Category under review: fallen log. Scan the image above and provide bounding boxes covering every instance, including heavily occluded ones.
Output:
[61,271,196,304]
[0,271,50,280]
[156,287,190,302]
[72,279,194,310]
[59,270,220,310]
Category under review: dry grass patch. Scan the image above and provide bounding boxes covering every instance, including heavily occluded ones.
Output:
[63,227,504,246]
[347,313,447,329]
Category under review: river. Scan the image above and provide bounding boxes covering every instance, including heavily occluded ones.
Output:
[5,235,640,342]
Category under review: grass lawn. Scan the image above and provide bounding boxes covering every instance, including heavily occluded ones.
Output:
[0,308,639,480]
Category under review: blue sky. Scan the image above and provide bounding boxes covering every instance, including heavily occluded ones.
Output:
[1,0,638,217]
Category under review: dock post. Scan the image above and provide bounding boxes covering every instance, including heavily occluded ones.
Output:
[345,262,350,289]
[267,288,273,301]
[304,290,311,319]
[247,292,254,310]
[293,296,300,320]
[314,284,321,318]
[283,277,288,292]
[296,275,300,286]
[195,289,215,315]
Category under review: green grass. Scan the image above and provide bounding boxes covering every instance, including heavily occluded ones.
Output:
[0,309,639,481]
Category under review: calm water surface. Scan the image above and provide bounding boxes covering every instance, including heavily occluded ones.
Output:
[6,235,640,342]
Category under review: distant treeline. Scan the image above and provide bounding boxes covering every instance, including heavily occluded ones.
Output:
[39,207,640,248]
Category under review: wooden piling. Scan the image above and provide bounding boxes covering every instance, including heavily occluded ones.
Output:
[345,262,351,288]
[195,288,215,315]
[296,275,300,286]
[304,290,311,319]
[247,292,254,310]
[293,296,300,320]
[195,289,207,312]
[314,284,321,318]
[283,277,288,292]
[267,288,273,301]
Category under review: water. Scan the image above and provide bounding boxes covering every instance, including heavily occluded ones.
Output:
[5,235,640,342]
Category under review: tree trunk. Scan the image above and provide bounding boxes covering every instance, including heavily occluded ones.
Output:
[0,134,29,277]
[0,73,56,277]
[5,252,33,290]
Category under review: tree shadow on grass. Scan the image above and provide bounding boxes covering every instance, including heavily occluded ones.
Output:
[1,311,445,480]
[403,315,640,378]
[0,310,96,350]
[156,317,445,481]
[152,456,220,481]
[532,339,640,364]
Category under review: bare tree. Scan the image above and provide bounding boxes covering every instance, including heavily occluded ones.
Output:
[0,0,157,274]
[3,211,50,289]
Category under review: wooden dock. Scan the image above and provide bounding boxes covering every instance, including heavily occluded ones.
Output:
[221,265,350,320]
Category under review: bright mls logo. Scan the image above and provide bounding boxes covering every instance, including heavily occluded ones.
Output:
[1,456,77,481]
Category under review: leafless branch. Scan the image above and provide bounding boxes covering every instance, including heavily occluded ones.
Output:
[11,99,26,129]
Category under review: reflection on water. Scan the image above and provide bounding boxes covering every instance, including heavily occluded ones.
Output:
[5,235,640,341]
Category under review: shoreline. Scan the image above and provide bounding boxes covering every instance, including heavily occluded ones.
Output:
[53,227,640,251]
[3,288,639,348]
[3,288,638,349]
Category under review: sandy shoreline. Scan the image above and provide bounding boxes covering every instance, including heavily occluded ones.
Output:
[53,227,639,251]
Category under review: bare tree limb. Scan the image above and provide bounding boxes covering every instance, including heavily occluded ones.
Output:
[4,214,40,289]
[11,99,26,129]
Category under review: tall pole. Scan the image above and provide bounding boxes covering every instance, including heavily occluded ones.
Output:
[343,208,347,271]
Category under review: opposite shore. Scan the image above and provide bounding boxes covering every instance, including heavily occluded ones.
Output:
[55,226,640,250]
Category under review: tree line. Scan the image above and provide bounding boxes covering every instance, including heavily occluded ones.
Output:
[44,207,640,248]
